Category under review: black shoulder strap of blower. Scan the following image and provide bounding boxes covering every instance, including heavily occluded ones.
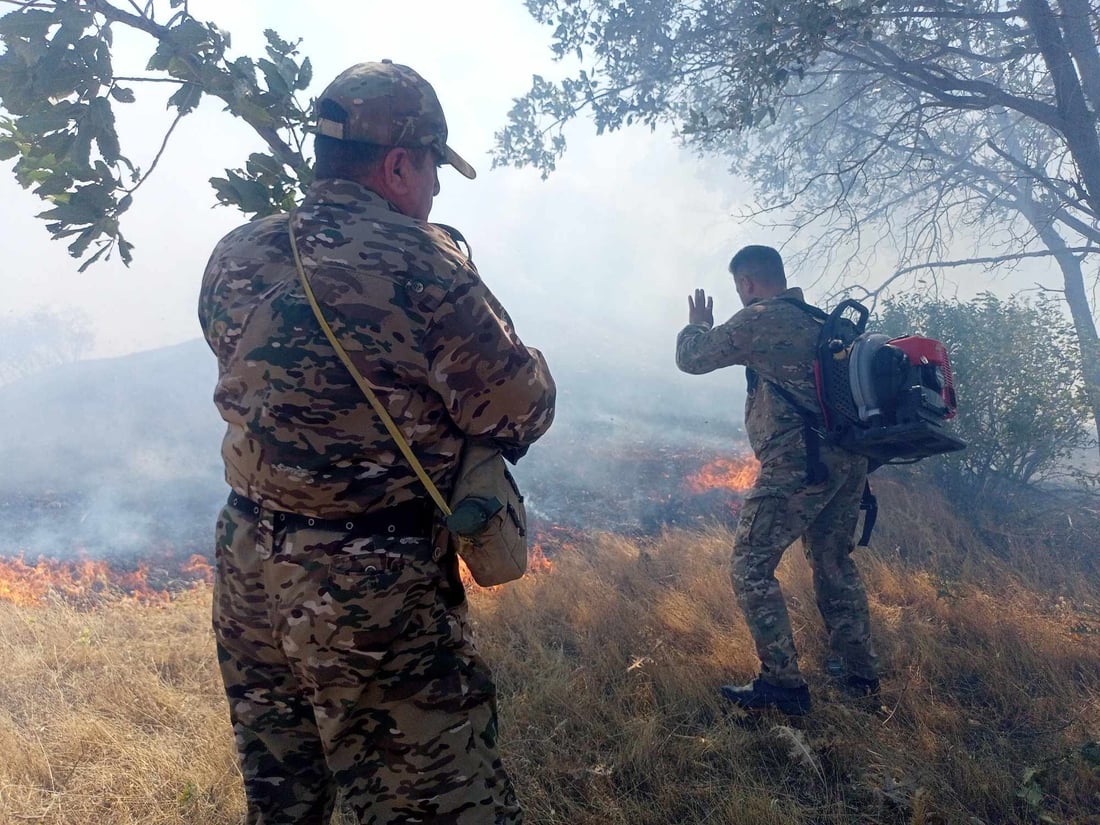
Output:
[857,482,877,548]
[766,380,830,486]
[762,296,879,546]
[761,295,831,486]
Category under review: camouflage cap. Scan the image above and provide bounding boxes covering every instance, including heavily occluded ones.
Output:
[315,60,476,180]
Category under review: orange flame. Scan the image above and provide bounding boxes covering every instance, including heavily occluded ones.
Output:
[685,456,759,495]
[0,552,209,608]
[457,525,571,590]
[181,554,215,585]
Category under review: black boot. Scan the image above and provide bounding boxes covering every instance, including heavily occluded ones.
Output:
[720,677,812,716]
[826,658,881,699]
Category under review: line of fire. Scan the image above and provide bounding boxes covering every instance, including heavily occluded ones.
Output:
[0,449,760,608]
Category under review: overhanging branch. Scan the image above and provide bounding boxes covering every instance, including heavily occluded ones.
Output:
[858,247,1096,301]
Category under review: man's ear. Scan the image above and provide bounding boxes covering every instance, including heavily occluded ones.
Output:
[383,147,412,191]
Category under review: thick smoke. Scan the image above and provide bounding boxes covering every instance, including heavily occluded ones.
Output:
[0,337,750,561]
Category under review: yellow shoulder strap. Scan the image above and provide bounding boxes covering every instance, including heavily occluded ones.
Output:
[287,213,452,517]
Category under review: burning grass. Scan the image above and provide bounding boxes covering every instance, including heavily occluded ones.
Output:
[1,501,1098,824]
[0,553,213,608]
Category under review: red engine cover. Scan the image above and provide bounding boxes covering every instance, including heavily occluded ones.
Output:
[888,336,958,418]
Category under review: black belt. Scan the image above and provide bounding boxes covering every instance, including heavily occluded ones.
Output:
[227,493,436,539]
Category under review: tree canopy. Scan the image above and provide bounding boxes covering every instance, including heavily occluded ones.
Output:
[0,306,92,385]
[495,0,1100,450]
[0,0,312,270]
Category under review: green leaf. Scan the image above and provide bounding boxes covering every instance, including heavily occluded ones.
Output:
[88,97,120,164]
[19,101,81,134]
[0,138,20,161]
[167,82,203,114]
[263,29,294,57]
[37,199,100,226]
[70,182,116,213]
[87,34,113,81]
[66,225,99,258]
[117,235,134,265]
[230,173,270,212]
[257,58,291,98]
[146,42,174,72]
[245,152,283,176]
[209,174,236,204]
[296,57,312,90]
[228,55,256,82]
[109,86,136,104]
[168,18,215,53]
[33,172,74,197]
[38,131,76,163]
[54,2,93,38]
[0,9,56,40]
[39,62,86,99]
[231,96,276,127]
[166,55,195,80]
[210,170,276,215]
[76,241,111,272]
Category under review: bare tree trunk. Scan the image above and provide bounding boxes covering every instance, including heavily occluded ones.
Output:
[1056,0,1100,109]
[1021,0,1100,216]
[1019,0,1100,453]
[1034,221,1100,452]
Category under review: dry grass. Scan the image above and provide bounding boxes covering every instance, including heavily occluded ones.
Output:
[0,589,240,823]
[481,527,1100,825]
[2,495,1099,824]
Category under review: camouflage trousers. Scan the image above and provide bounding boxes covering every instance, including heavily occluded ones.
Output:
[731,448,879,689]
[212,502,522,825]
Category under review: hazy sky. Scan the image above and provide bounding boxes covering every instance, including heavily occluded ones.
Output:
[0,0,1060,368]
[0,1,735,365]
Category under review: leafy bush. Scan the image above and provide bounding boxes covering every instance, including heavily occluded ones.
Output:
[876,292,1094,497]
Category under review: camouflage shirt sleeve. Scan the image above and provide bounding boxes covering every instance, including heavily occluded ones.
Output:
[421,260,556,449]
[675,303,770,374]
[197,181,557,516]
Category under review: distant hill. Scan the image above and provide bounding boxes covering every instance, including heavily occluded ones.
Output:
[0,340,225,558]
[0,339,224,494]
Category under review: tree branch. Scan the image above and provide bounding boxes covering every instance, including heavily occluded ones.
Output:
[125,107,183,197]
[1019,0,1100,216]
[111,75,185,84]
[84,0,309,178]
[856,248,1096,301]
[838,40,1062,128]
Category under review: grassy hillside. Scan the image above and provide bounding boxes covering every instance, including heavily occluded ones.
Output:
[1,482,1098,824]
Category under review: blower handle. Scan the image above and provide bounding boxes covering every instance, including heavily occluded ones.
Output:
[831,299,870,335]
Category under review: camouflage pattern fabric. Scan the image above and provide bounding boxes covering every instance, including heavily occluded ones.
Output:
[200,177,553,822]
[214,504,521,824]
[314,61,475,179]
[677,287,822,463]
[731,447,878,688]
[676,287,879,689]
[199,178,555,518]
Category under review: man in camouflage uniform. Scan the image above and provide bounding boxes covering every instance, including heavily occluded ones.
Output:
[198,61,555,823]
[675,245,879,716]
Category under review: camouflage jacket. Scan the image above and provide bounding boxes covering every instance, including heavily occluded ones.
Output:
[199,179,556,518]
[676,287,822,465]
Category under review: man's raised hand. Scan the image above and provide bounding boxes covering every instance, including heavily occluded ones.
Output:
[688,288,714,328]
